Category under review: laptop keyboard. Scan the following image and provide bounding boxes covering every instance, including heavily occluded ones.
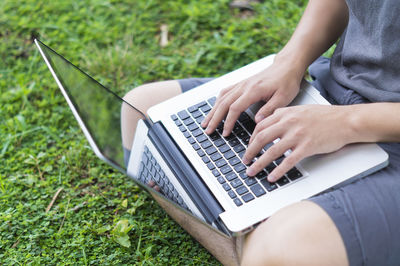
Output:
[171,97,303,207]
[138,146,189,211]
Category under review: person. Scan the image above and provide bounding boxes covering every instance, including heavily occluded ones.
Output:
[122,0,400,264]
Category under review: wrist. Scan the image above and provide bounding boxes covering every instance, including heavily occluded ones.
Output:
[273,51,308,82]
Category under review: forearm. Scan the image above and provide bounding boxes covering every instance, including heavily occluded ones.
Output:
[346,103,400,143]
[274,0,349,78]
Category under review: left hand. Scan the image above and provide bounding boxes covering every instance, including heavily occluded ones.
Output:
[243,104,355,182]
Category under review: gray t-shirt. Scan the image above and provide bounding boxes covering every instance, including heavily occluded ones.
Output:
[331,0,400,102]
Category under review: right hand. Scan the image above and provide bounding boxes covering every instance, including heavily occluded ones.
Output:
[201,59,305,137]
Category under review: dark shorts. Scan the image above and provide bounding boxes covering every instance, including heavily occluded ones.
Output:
[178,60,400,266]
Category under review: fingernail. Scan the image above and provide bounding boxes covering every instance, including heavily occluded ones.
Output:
[242,157,249,164]
[222,130,228,137]
[246,168,255,176]
[268,175,276,182]
[255,114,264,122]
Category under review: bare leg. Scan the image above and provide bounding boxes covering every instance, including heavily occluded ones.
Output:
[121,80,182,151]
[241,201,348,266]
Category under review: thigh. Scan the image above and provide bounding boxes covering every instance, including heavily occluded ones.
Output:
[242,201,348,266]
[309,142,400,266]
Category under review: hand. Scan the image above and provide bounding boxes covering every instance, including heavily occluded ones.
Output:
[201,60,304,137]
[243,105,354,182]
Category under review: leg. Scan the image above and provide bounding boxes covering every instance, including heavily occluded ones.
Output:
[241,201,348,266]
[121,80,181,151]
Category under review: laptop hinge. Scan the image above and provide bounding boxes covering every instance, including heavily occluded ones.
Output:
[148,122,224,227]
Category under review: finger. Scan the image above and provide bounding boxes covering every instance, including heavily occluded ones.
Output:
[242,124,282,165]
[267,148,306,182]
[249,112,281,144]
[205,89,242,134]
[246,138,293,177]
[254,92,288,123]
[222,93,256,137]
[201,85,234,128]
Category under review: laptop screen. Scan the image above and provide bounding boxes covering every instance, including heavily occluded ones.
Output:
[36,40,145,171]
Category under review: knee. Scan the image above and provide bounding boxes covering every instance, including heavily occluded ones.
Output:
[122,80,181,112]
[241,201,347,266]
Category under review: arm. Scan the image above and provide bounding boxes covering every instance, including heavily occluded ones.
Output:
[202,0,349,134]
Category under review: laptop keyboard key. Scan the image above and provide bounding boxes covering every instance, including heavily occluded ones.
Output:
[188,123,198,131]
[219,144,231,153]
[196,134,208,143]
[217,176,225,184]
[207,162,215,170]
[221,165,232,175]
[256,170,268,179]
[228,138,240,147]
[206,146,217,155]
[236,186,249,195]
[201,140,212,149]
[196,116,204,124]
[287,167,303,181]
[179,125,186,132]
[202,156,210,164]
[201,105,211,113]
[223,150,236,160]
[192,110,202,118]
[242,193,255,203]
[228,190,237,198]
[178,110,190,120]
[245,177,257,186]
[214,138,225,147]
[228,156,241,166]
[239,171,249,180]
[260,179,278,192]
[183,117,194,126]
[230,178,243,188]
[197,149,205,157]
[242,120,256,133]
[192,128,203,137]
[212,169,220,177]
[187,137,195,144]
[234,163,246,173]
[237,130,249,140]
[222,183,231,191]
[209,132,220,141]
[210,153,222,162]
[196,101,207,109]
[215,159,227,168]
[233,144,245,153]
[238,112,250,122]
[265,162,276,173]
[234,198,243,206]
[250,184,266,197]
[192,143,200,151]
[277,177,290,187]
[188,105,197,113]
[226,172,237,181]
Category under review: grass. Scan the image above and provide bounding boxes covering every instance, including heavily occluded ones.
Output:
[0,0,307,264]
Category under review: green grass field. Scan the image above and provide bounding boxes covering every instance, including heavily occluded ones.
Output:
[0,0,307,264]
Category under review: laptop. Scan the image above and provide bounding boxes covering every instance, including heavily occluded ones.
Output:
[35,39,389,235]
